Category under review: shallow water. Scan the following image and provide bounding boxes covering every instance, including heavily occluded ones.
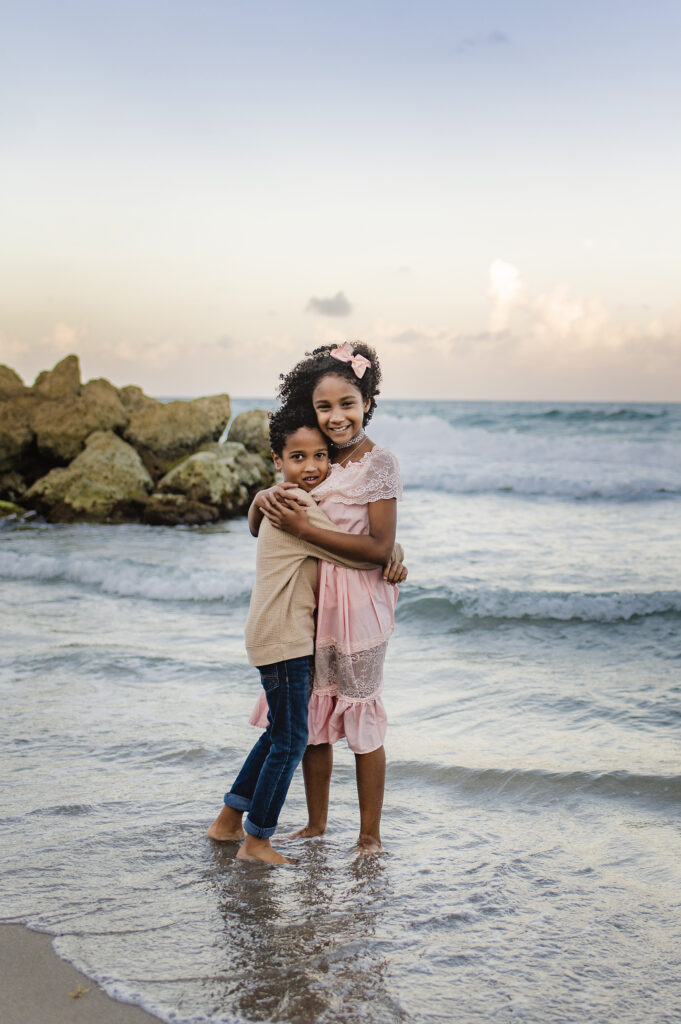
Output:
[1,400,680,1023]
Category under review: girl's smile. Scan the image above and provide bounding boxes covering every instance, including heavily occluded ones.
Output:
[312,374,371,446]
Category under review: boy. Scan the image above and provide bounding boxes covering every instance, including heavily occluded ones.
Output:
[206,404,404,864]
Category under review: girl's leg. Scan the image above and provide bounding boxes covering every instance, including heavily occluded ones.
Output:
[353,745,385,854]
[290,743,333,838]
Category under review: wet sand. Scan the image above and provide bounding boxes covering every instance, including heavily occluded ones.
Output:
[0,925,159,1024]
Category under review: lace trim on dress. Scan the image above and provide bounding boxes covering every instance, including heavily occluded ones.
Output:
[313,640,388,702]
[316,628,393,657]
[312,446,402,505]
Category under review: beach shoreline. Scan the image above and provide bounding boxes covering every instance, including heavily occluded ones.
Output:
[0,925,159,1024]
[2,399,680,1024]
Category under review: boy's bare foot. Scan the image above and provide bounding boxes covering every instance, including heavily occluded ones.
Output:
[236,835,296,865]
[206,805,245,841]
[288,823,326,839]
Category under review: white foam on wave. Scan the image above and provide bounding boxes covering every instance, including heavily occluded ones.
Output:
[0,550,252,603]
[370,412,681,499]
[400,586,681,624]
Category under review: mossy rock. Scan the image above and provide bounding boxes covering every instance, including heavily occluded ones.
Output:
[123,395,232,479]
[0,499,28,518]
[143,492,220,526]
[24,431,153,523]
[227,410,271,459]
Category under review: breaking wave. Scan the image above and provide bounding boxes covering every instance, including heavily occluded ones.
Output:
[397,585,681,625]
[370,410,681,499]
[0,550,252,603]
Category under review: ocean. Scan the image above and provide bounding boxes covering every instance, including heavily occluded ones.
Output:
[1,399,680,1024]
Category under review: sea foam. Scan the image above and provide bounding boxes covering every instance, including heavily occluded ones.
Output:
[0,550,252,603]
[397,585,681,625]
[370,411,681,499]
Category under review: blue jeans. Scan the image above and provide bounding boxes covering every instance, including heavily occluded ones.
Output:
[224,656,310,839]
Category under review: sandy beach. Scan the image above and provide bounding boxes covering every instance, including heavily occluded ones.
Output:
[0,926,158,1024]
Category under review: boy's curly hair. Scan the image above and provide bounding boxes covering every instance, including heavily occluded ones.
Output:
[276,342,382,429]
[268,402,327,456]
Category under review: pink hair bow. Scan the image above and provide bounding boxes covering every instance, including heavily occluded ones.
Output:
[329,341,371,379]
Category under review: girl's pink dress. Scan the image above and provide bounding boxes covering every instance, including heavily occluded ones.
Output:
[307,446,402,754]
[250,446,402,754]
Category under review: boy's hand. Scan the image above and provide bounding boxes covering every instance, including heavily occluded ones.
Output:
[383,559,408,584]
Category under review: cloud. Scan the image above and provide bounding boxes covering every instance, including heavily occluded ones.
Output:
[484,260,626,361]
[377,265,413,276]
[306,291,353,317]
[0,330,29,363]
[40,321,87,355]
[388,329,429,346]
[455,30,509,55]
[488,259,525,332]
[214,334,235,350]
[370,261,681,397]
[107,338,181,369]
[386,327,450,347]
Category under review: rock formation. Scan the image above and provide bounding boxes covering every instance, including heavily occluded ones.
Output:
[123,395,233,478]
[25,431,154,523]
[227,409,271,459]
[0,355,274,525]
[0,366,25,399]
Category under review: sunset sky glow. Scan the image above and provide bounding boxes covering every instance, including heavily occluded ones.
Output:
[2,0,680,400]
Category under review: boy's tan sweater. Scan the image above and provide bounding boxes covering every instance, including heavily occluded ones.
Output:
[244,488,400,667]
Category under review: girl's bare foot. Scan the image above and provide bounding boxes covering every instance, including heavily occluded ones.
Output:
[351,834,382,856]
[288,823,326,839]
[236,835,296,865]
[206,804,245,841]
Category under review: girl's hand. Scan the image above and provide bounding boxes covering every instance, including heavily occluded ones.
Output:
[255,482,307,516]
[383,559,408,584]
[261,496,310,537]
[249,483,308,536]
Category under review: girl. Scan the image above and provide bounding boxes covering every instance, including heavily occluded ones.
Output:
[256,342,402,854]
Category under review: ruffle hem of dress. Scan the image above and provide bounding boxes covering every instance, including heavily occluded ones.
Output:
[248,689,387,755]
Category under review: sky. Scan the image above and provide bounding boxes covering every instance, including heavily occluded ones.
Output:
[1,0,680,401]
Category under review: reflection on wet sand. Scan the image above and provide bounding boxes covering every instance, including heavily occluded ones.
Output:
[206,841,408,1023]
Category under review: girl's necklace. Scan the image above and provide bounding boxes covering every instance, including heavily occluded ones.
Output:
[332,427,366,449]
[335,436,369,468]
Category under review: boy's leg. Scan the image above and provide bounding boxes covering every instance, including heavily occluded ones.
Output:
[207,690,274,841]
[237,657,310,864]
[290,743,333,838]
[353,745,385,854]
[206,804,245,841]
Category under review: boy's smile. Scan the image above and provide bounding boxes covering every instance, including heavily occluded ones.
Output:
[273,426,329,491]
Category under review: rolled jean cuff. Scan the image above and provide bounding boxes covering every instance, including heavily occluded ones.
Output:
[224,792,251,812]
[244,815,276,840]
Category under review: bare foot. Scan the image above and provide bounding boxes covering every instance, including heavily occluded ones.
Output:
[206,805,245,841]
[351,835,382,856]
[288,823,326,839]
[236,835,296,865]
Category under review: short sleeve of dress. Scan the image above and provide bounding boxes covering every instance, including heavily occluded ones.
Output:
[362,447,402,502]
[315,446,402,505]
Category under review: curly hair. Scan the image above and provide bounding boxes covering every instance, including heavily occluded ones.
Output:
[268,401,327,456]
[276,342,382,430]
